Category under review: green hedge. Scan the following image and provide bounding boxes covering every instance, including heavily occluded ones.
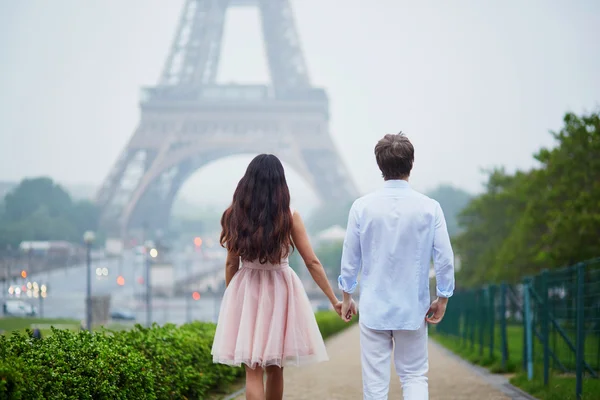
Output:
[0,311,356,399]
[314,310,358,340]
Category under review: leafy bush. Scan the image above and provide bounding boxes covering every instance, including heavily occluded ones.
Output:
[0,312,354,399]
[112,322,241,399]
[315,310,358,340]
[0,357,25,400]
[0,328,157,399]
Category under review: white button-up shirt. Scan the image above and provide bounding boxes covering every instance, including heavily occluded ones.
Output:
[338,179,455,330]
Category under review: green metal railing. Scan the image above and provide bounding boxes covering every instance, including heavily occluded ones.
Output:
[436,257,600,400]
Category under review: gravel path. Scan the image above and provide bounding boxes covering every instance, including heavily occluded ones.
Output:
[234,324,511,399]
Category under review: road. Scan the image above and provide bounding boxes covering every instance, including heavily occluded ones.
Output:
[3,245,333,326]
[4,247,224,326]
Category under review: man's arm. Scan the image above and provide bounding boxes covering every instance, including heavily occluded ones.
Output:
[427,202,455,323]
[338,203,361,320]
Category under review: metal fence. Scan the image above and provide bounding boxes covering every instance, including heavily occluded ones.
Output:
[436,257,600,400]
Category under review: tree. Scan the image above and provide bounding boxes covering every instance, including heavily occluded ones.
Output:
[0,177,100,247]
[70,200,100,234]
[305,201,354,234]
[426,185,472,237]
[454,169,532,285]
[454,111,600,286]
[3,177,73,222]
[496,112,600,271]
[315,240,344,277]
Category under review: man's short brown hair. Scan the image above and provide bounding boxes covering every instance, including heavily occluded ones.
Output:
[374,132,414,180]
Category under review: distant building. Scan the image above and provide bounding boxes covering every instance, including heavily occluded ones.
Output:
[19,241,84,263]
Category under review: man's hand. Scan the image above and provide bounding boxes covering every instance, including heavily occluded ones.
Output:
[342,293,357,322]
[426,297,448,324]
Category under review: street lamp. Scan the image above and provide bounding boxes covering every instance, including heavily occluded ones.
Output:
[31,281,47,318]
[144,240,153,328]
[83,231,95,332]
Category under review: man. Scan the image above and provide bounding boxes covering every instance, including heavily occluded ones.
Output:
[339,133,455,400]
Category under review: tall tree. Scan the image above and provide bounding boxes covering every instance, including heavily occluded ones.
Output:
[306,201,354,234]
[455,111,600,286]
[0,177,100,247]
[3,177,73,222]
[497,112,600,270]
[426,185,472,237]
[454,169,532,285]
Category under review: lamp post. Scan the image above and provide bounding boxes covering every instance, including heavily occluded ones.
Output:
[7,244,12,286]
[2,245,11,300]
[33,282,47,318]
[145,241,156,328]
[184,246,192,323]
[83,231,95,332]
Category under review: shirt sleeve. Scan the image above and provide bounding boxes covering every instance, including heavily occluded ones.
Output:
[433,201,455,298]
[338,202,361,294]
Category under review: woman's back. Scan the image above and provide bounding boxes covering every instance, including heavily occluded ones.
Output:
[211,155,329,371]
[240,207,295,270]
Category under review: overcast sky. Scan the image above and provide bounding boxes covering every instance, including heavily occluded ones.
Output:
[1,0,599,211]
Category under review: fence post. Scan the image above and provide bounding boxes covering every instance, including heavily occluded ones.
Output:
[479,287,485,357]
[456,294,462,337]
[576,263,585,399]
[463,291,469,347]
[489,284,496,360]
[470,290,476,351]
[500,282,508,370]
[541,269,550,386]
[524,278,533,380]
[522,279,528,372]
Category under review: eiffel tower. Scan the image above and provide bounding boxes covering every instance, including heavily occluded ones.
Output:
[96,0,359,237]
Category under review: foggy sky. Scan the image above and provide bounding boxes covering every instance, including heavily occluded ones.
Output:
[1,0,599,212]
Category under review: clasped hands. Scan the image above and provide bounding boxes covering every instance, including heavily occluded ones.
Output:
[333,293,357,322]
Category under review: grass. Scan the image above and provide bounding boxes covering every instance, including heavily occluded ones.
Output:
[0,317,79,334]
[431,325,600,400]
[431,329,520,373]
[0,316,133,336]
[511,372,600,400]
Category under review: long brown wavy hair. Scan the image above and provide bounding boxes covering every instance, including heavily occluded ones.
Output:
[220,154,294,264]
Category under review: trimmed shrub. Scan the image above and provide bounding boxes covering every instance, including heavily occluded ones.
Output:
[1,328,156,399]
[0,311,355,399]
[111,322,242,399]
[315,310,358,340]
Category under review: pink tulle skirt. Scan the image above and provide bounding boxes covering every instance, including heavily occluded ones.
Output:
[211,261,328,369]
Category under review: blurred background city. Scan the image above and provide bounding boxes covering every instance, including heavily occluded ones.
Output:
[0,0,598,336]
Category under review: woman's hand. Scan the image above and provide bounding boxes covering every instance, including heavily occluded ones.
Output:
[333,300,344,317]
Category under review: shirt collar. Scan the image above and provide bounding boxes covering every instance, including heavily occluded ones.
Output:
[383,179,410,189]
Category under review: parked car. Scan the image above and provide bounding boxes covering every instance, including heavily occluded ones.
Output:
[110,309,136,321]
[2,300,37,317]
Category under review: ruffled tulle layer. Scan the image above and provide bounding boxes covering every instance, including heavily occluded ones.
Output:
[211,265,328,369]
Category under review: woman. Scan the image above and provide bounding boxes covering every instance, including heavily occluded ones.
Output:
[211,154,346,400]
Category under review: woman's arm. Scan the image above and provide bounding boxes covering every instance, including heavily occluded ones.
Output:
[224,250,240,287]
[290,210,339,307]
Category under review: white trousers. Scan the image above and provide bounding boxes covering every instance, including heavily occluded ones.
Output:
[359,321,429,400]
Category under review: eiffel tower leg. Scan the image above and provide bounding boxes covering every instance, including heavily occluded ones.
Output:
[160,0,227,86]
[127,159,195,234]
[299,142,358,205]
